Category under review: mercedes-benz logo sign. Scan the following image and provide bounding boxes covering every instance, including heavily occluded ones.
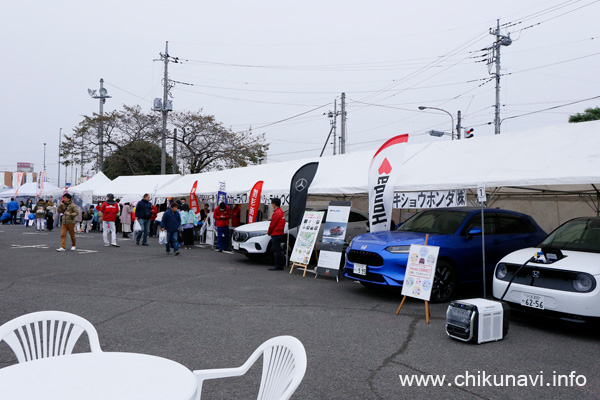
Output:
[532,270,540,278]
[295,178,308,192]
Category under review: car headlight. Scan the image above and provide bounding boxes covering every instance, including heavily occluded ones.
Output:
[496,263,508,280]
[573,273,594,292]
[248,231,267,238]
[385,245,411,254]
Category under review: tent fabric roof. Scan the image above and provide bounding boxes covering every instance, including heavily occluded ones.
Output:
[97,174,182,199]
[114,120,600,200]
[0,181,60,198]
[67,172,112,193]
[391,120,600,192]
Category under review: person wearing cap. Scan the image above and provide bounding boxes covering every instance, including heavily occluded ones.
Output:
[100,193,120,247]
[213,201,231,252]
[56,193,79,252]
[267,198,286,270]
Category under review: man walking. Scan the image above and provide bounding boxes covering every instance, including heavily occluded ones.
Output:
[161,202,181,256]
[267,198,286,270]
[7,198,19,225]
[100,193,120,247]
[135,193,153,246]
[56,193,78,252]
[213,202,231,252]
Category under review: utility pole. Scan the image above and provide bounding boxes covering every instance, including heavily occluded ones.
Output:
[58,128,62,187]
[154,41,176,175]
[88,79,111,171]
[161,42,169,175]
[456,110,462,140]
[340,92,346,154]
[489,19,511,135]
[172,128,177,174]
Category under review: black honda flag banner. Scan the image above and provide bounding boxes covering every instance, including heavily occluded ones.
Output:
[288,162,319,229]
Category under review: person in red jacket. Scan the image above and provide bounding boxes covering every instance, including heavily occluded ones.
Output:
[214,202,231,252]
[267,198,286,270]
[100,193,120,247]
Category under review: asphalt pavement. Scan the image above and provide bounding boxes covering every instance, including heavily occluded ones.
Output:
[0,225,598,399]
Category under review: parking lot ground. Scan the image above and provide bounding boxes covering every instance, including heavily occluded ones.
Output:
[0,225,598,399]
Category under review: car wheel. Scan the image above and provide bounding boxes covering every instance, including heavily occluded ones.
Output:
[430,260,457,303]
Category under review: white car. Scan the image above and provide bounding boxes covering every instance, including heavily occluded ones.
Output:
[493,216,600,322]
[232,208,369,263]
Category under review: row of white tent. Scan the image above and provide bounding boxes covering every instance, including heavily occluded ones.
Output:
[2,120,599,205]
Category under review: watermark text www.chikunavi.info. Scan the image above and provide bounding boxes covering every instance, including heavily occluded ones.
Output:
[399,371,587,387]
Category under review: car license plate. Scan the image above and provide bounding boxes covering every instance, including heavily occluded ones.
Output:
[521,293,544,310]
[233,242,240,251]
[354,263,367,276]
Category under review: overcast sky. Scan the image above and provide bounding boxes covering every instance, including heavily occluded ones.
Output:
[2,0,599,186]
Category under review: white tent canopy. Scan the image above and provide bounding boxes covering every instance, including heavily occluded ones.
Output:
[0,181,60,198]
[147,120,600,202]
[67,171,112,193]
[97,174,182,203]
[391,120,600,192]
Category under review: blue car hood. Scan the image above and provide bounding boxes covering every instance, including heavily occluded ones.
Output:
[351,231,429,247]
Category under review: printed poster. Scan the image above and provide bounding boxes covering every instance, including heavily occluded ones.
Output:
[401,244,440,301]
[317,201,351,275]
[289,211,324,265]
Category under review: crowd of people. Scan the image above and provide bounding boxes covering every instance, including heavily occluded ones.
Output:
[1,193,248,257]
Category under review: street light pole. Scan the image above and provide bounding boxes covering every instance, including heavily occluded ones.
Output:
[418,106,455,140]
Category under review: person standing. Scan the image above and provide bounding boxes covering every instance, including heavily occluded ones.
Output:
[34,198,47,231]
[267,198,286,271]
[100,193,120,247]
[213,202,231,252]
[161,202,181,256]
[180,204,198,249]
[81,205,94,233]
[45,198,56,231]
[6,198,19,225]
[134,193,153,246]
[199,203,210,243]
[56,193,79,252]
[231,204,241,228]
[120,202,132,238]
[0,200,5,217]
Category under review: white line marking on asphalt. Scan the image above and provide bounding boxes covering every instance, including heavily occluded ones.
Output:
[11,244,49,249]
[76,249,98,254]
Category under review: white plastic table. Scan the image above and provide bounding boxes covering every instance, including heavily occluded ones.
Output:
[0,352,198,400]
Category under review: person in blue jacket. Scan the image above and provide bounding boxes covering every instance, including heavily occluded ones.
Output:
[6,198,20,225]
[160,202,181,256]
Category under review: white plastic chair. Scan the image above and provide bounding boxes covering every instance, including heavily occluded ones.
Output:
[194,335,307,400]
[0,310,102,363]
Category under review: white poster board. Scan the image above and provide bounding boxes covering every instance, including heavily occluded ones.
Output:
[317,202,351,277]
[401,244,440,301]
[290,211,324,265]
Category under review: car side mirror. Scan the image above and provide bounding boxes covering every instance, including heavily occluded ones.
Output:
[467,227,482,239]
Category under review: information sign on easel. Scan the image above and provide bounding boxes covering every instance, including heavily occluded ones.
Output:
[289,211,324,277]
[316,201,351,281]
[395,236,439,324]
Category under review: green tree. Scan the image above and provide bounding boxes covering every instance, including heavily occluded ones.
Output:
[568,107,600,123]
[60,105,268,175]
[103,141,176,179]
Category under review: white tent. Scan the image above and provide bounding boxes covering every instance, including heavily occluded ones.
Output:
[67,172,112,193]
[0,181,60,198]
[156,120,600,203]
[390,120,600,192]
[97,174,182,203]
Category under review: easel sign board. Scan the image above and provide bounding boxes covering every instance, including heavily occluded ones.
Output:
[401,244,440,301]
[290,211,325,264]
[316,250,343,273]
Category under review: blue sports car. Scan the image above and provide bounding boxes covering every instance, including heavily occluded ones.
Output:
[343,208,547,302]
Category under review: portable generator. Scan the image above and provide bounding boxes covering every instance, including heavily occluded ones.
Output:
[446,298,509,344]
